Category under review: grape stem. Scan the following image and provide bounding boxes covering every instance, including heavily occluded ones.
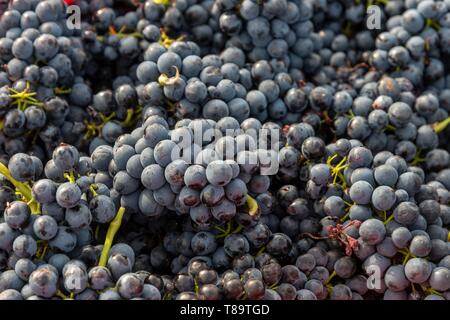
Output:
[384,213,395,225]
[325,270,337,285]
[158,66,180,86]
[327,154,348,187]
[255,246,266,257]
[153,0,172,7]
[0,162,40,213]
[108,26,143,39]
[54,87,72,95]
[63,171,76,184]
[9,82,43,111]
[56,290,69,300]
[159,29,184,48]
[433,116,450,133]
[98,207,126,267]
[36,240,48,260]
[246,195,258,216]
[89,184,98,197]
[83,111,116,140]
[121,107,143,128]
[215,220,243,238]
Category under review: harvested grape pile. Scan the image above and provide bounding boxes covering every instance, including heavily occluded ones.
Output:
[0,0,449,301]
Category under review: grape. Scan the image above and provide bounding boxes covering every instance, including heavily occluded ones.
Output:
[56,182,82,209]
[376,237,398,258]
[33,215,58,240]
[142,284,161,300]
[394,202,420,226]
[153,184,176,207]
[384,265,410,292]
[334,257,357,279]
[190,204,212,225]
[91,146,114,172]
[89,195,116,224]
[0,289,23,300]
[4,201,30,229]
[349,181,373,205]
[144,124,169,148]
[243,279,265,300]
[88,267,114,291]
[12,235,37,258]
[14,258,37,281]
[330,284,352,300]
[396,172,422,197]
[65,203,92,229]
[223,234,249,257]
[429,267,450,292]
[348,147,373,169]
[117,273,144,299]
[225,179,248,204]
[419,200,440,224]
[191,232,217,256]
[48,227,77,253]
[99,289,122,300]
[372,186,396,211]
[28,266,58,298]
[141,164,166,190]
[113,171,140,195]
[409,235,432,257]
[52,143,80,171]
[295,253,316,273]
[296,289,317,300]
[404,258,432,284]
[205,160,233,186]
[8,153,35,182]
[323,196,345,218]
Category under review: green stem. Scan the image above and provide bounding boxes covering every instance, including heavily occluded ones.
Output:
[384,213,395,225]
[433,116,450,133]
[98,207,126,267]
[246,195,258,216]
[325,270,337,285]
[0,162,40,213]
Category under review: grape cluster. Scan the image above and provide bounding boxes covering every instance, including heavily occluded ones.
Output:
[0,0,93,160]
[0,0,449,301]
[90,114,280,227]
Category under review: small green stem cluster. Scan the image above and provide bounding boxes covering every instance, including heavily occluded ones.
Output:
[421,285,443,297]
[109,26,143,39]
[327,154,348,188]
[36,240,48,260]
[339,201,353,222]
[398,248,416,265]
[214,220,243,239]
[410,148,426,166]
[121,107,143,128]
[83,111,116,140]
[159,29,184,48]
[425,18,441,30]
[63,171,77,184]
[9,82,43,111]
